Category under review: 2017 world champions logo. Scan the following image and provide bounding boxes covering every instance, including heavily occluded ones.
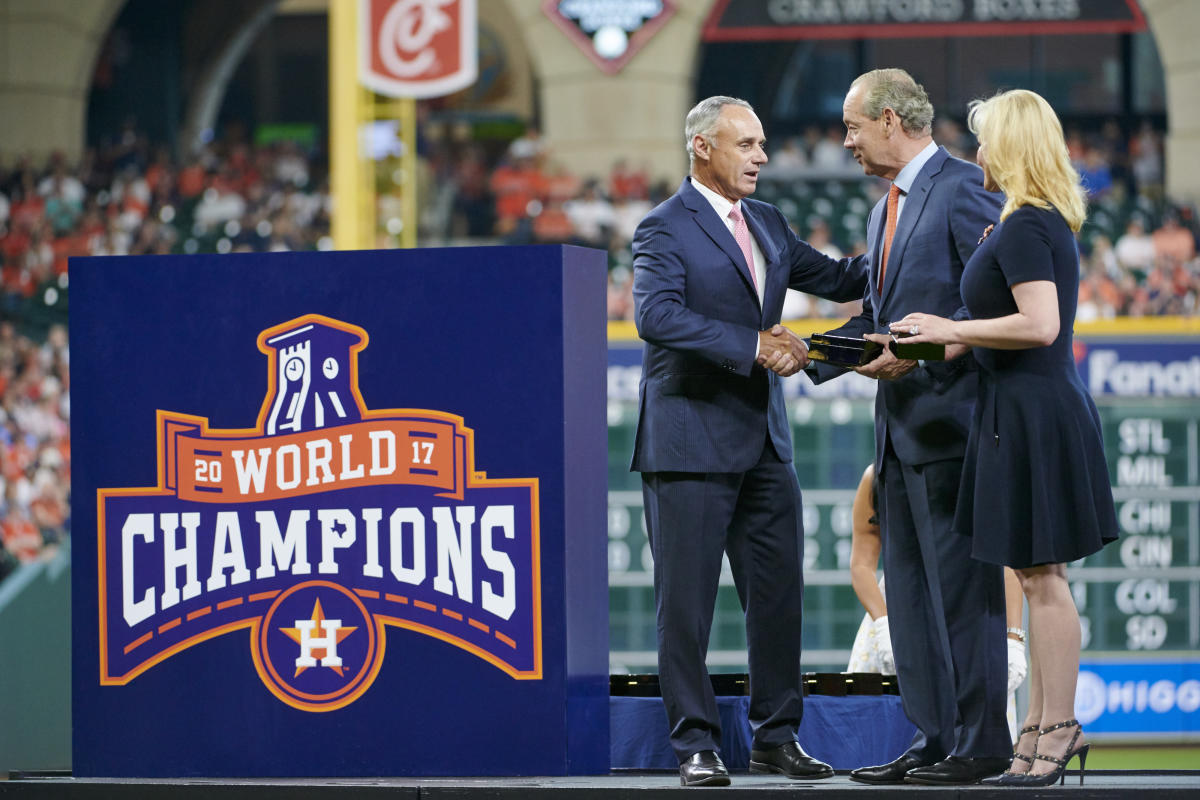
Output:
[96,314,541,711]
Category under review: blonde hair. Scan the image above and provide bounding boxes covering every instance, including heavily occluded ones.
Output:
[967,89,1086,231]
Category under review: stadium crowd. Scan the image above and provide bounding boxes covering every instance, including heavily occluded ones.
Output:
[0,118,1194,577]
[425,118,1197,323]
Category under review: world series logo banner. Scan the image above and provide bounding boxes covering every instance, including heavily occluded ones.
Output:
[95,314,541,712]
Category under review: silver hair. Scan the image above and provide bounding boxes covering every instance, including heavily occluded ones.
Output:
[851,69,934,137]
[685,96,754,164]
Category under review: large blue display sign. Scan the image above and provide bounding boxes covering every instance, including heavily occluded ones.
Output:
[71,246,609,777]
[1077,658,1200,738]
[609,335,1200,400]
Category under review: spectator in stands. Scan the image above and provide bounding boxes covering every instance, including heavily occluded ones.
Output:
[766,136,808,173]
[1151,211,1196,267]
[177,157,207,200]
[934,118,971,160]
[1089,234,1121,280]
[531,199,574,244]
[508,125,547,166]
[1098,119,1131,195]
[611,192,652,248]
[1065,128,1086,164]
[490,151,544,233]
[607,266,633,320]
[609,159,649,201]
[449,144,494,238]
[1114,217,1155,273]
[782,218,843,320]
[37,159,86,208]
[9,171,45,233]
[564,179,615,248]
[1130,121,1164,200]
[812,123,853,171]
[1077,147,1114,198]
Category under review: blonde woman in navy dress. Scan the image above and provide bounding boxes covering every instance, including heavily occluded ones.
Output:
[888,89,1118,788]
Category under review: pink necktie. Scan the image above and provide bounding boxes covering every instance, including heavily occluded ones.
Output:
[728,205,758,292]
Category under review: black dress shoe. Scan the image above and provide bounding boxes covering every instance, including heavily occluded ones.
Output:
[904,755,1011,785]
[679,750,731,787]
[849,754,932,784]
[749,741,833,779]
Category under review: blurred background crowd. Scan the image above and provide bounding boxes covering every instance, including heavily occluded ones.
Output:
[0,110,1194,577]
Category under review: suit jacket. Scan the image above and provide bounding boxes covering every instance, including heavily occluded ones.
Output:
[809,147,1002,469]
[631,177,868,473]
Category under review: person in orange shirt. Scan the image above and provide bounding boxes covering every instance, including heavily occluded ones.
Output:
[1151,212,1196,267]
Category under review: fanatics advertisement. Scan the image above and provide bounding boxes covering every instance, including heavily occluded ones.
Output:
[71,246,609,777]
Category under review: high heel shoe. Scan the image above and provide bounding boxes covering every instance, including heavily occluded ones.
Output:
[979,723,1039,786]
[1014,718,1090,787]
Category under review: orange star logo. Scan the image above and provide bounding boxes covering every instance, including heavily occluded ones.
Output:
[279,598,357,678]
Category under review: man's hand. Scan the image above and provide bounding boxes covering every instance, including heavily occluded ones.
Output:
[945,343,971,361]
[757,325,809,376]
[854,333,917,380]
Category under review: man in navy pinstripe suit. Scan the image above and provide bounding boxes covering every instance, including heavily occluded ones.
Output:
[808,69,1010,786]
[631,96,868,786]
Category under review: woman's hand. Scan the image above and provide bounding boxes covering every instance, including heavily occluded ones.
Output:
[889,313,957,345]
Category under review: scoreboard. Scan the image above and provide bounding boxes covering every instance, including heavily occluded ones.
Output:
[605,328,1200,741]
[1088,407,1195,654]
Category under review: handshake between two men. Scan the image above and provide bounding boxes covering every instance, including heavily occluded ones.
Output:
[757,324,809,376]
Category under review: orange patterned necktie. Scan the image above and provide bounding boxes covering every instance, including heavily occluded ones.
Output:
[878,183,902,294]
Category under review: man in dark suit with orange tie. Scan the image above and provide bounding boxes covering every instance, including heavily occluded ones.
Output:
[631,96,868,786]
[809,69,1011,785]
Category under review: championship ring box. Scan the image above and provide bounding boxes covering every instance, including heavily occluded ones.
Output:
[806,333,883,367]
[889,332,945,361]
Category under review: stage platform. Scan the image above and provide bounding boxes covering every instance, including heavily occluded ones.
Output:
[2,771,1200,798]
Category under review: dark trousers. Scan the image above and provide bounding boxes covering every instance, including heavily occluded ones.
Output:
[878,445,1010,761]
[641,447,804,762]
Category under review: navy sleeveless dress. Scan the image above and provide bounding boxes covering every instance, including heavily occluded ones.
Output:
[954,205,1118,568]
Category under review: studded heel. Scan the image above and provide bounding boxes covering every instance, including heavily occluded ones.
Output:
[979,723,1040,786]
[1016,718,1090,787]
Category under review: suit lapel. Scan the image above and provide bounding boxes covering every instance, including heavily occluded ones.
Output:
[879,148,948,308]
[865,197,887,324]
[681,179,761,306]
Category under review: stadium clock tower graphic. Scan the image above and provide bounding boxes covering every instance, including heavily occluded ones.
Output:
[265,321,363,435]
[95,314,543,712]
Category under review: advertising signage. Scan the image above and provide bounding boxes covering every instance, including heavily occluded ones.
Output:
[703,0,1148,41]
